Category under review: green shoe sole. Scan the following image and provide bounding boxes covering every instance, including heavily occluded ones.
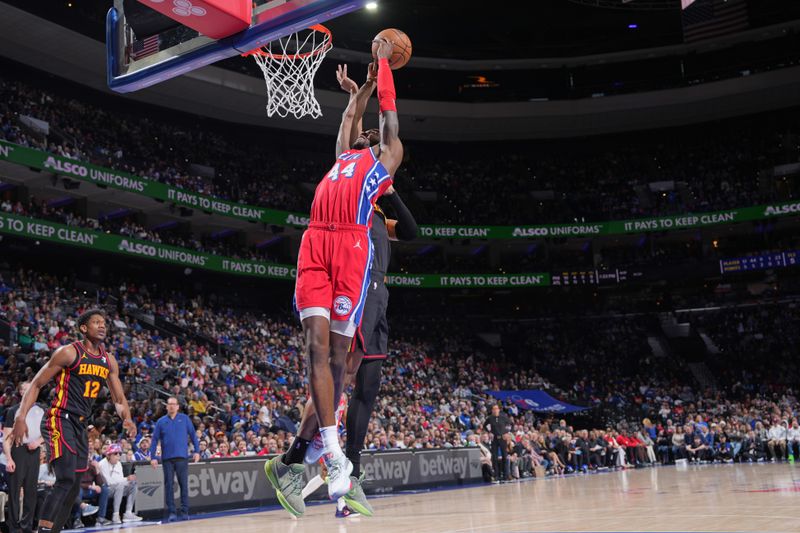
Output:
[343,493,374,517]
[264,458,303,517]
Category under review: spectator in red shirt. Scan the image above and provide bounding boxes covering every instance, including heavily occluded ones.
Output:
[211,442,230,458]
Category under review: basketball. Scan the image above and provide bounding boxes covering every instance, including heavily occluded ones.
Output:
[371,28,412,70]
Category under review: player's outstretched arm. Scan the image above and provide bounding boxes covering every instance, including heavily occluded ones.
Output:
[337,63,378,147]
[351,63,378,144]
[106,352,137,439]
[11,344,76,445]
[384,187,418,241]
[374,39,403,176]
[335,64,361,158]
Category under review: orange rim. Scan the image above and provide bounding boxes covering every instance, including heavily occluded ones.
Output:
[242,24,331,60]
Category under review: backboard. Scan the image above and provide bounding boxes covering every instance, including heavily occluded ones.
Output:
[106,0,368,93]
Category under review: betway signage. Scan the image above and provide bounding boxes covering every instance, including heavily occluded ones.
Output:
[2,140,798,239]
[0,213,548,288]
[134,448,483,515]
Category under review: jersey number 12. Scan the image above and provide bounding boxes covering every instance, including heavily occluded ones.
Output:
[83,381,100,398]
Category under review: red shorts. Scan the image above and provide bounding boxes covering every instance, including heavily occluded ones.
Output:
[294,222,372,334]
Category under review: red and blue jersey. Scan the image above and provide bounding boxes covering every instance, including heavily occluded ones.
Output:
[310,148,393,227]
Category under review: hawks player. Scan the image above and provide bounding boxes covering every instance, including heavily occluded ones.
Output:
[10,310,136,533]
[265,38,402,517]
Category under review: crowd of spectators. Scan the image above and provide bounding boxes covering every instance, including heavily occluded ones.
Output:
[3,74,799,227]
[0,76,315,214]
[679,302,800,390]
[402,120,798,225]
[1,265,798,494]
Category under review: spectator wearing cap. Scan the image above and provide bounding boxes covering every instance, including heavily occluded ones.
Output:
[150,397,200,522]
[98,444,142,524]
[134,438,151,461]
[137,412,154,440]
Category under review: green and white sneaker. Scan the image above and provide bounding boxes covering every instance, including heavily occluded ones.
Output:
[343,474,373,517]
[264,456,306,517]
[325,453,354,500]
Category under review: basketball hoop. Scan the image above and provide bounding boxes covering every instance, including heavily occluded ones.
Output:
[243,25,332,119]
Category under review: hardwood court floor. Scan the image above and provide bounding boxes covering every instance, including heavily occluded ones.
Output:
[123,463,800,533]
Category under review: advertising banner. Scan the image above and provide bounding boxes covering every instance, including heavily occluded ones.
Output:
[0,140,308,227]
[421,203,800,239]
[385,273,550,288]
[0,213,549,288]
[3,140,798,239]
[135,448,483,516]
[0,213,296,280]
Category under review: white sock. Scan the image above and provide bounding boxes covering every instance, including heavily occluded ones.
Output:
[301,474,325,499]
[336,497,346,511]
[321,426,343,457]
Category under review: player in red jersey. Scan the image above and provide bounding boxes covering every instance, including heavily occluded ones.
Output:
[10,310,137,533]
[264,38,403,517]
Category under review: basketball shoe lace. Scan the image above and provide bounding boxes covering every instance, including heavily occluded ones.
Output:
[326,454,344,482]
[281,464,306,498]
[325,453,353,499]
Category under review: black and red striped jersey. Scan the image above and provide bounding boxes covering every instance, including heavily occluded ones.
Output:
[49,341,111,419]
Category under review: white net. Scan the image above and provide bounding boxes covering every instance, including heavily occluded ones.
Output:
[248,26,332,119]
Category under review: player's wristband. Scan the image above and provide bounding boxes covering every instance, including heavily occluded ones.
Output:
[377,58,397,113]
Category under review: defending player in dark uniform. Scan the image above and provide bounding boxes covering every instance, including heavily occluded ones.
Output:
[10,310,137,533]
[340,197,417,510]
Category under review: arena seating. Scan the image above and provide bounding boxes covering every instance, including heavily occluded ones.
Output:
[1,266,798,478]
[3,75,799,226]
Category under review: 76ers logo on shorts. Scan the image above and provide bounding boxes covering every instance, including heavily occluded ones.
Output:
[333,296,353,317]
